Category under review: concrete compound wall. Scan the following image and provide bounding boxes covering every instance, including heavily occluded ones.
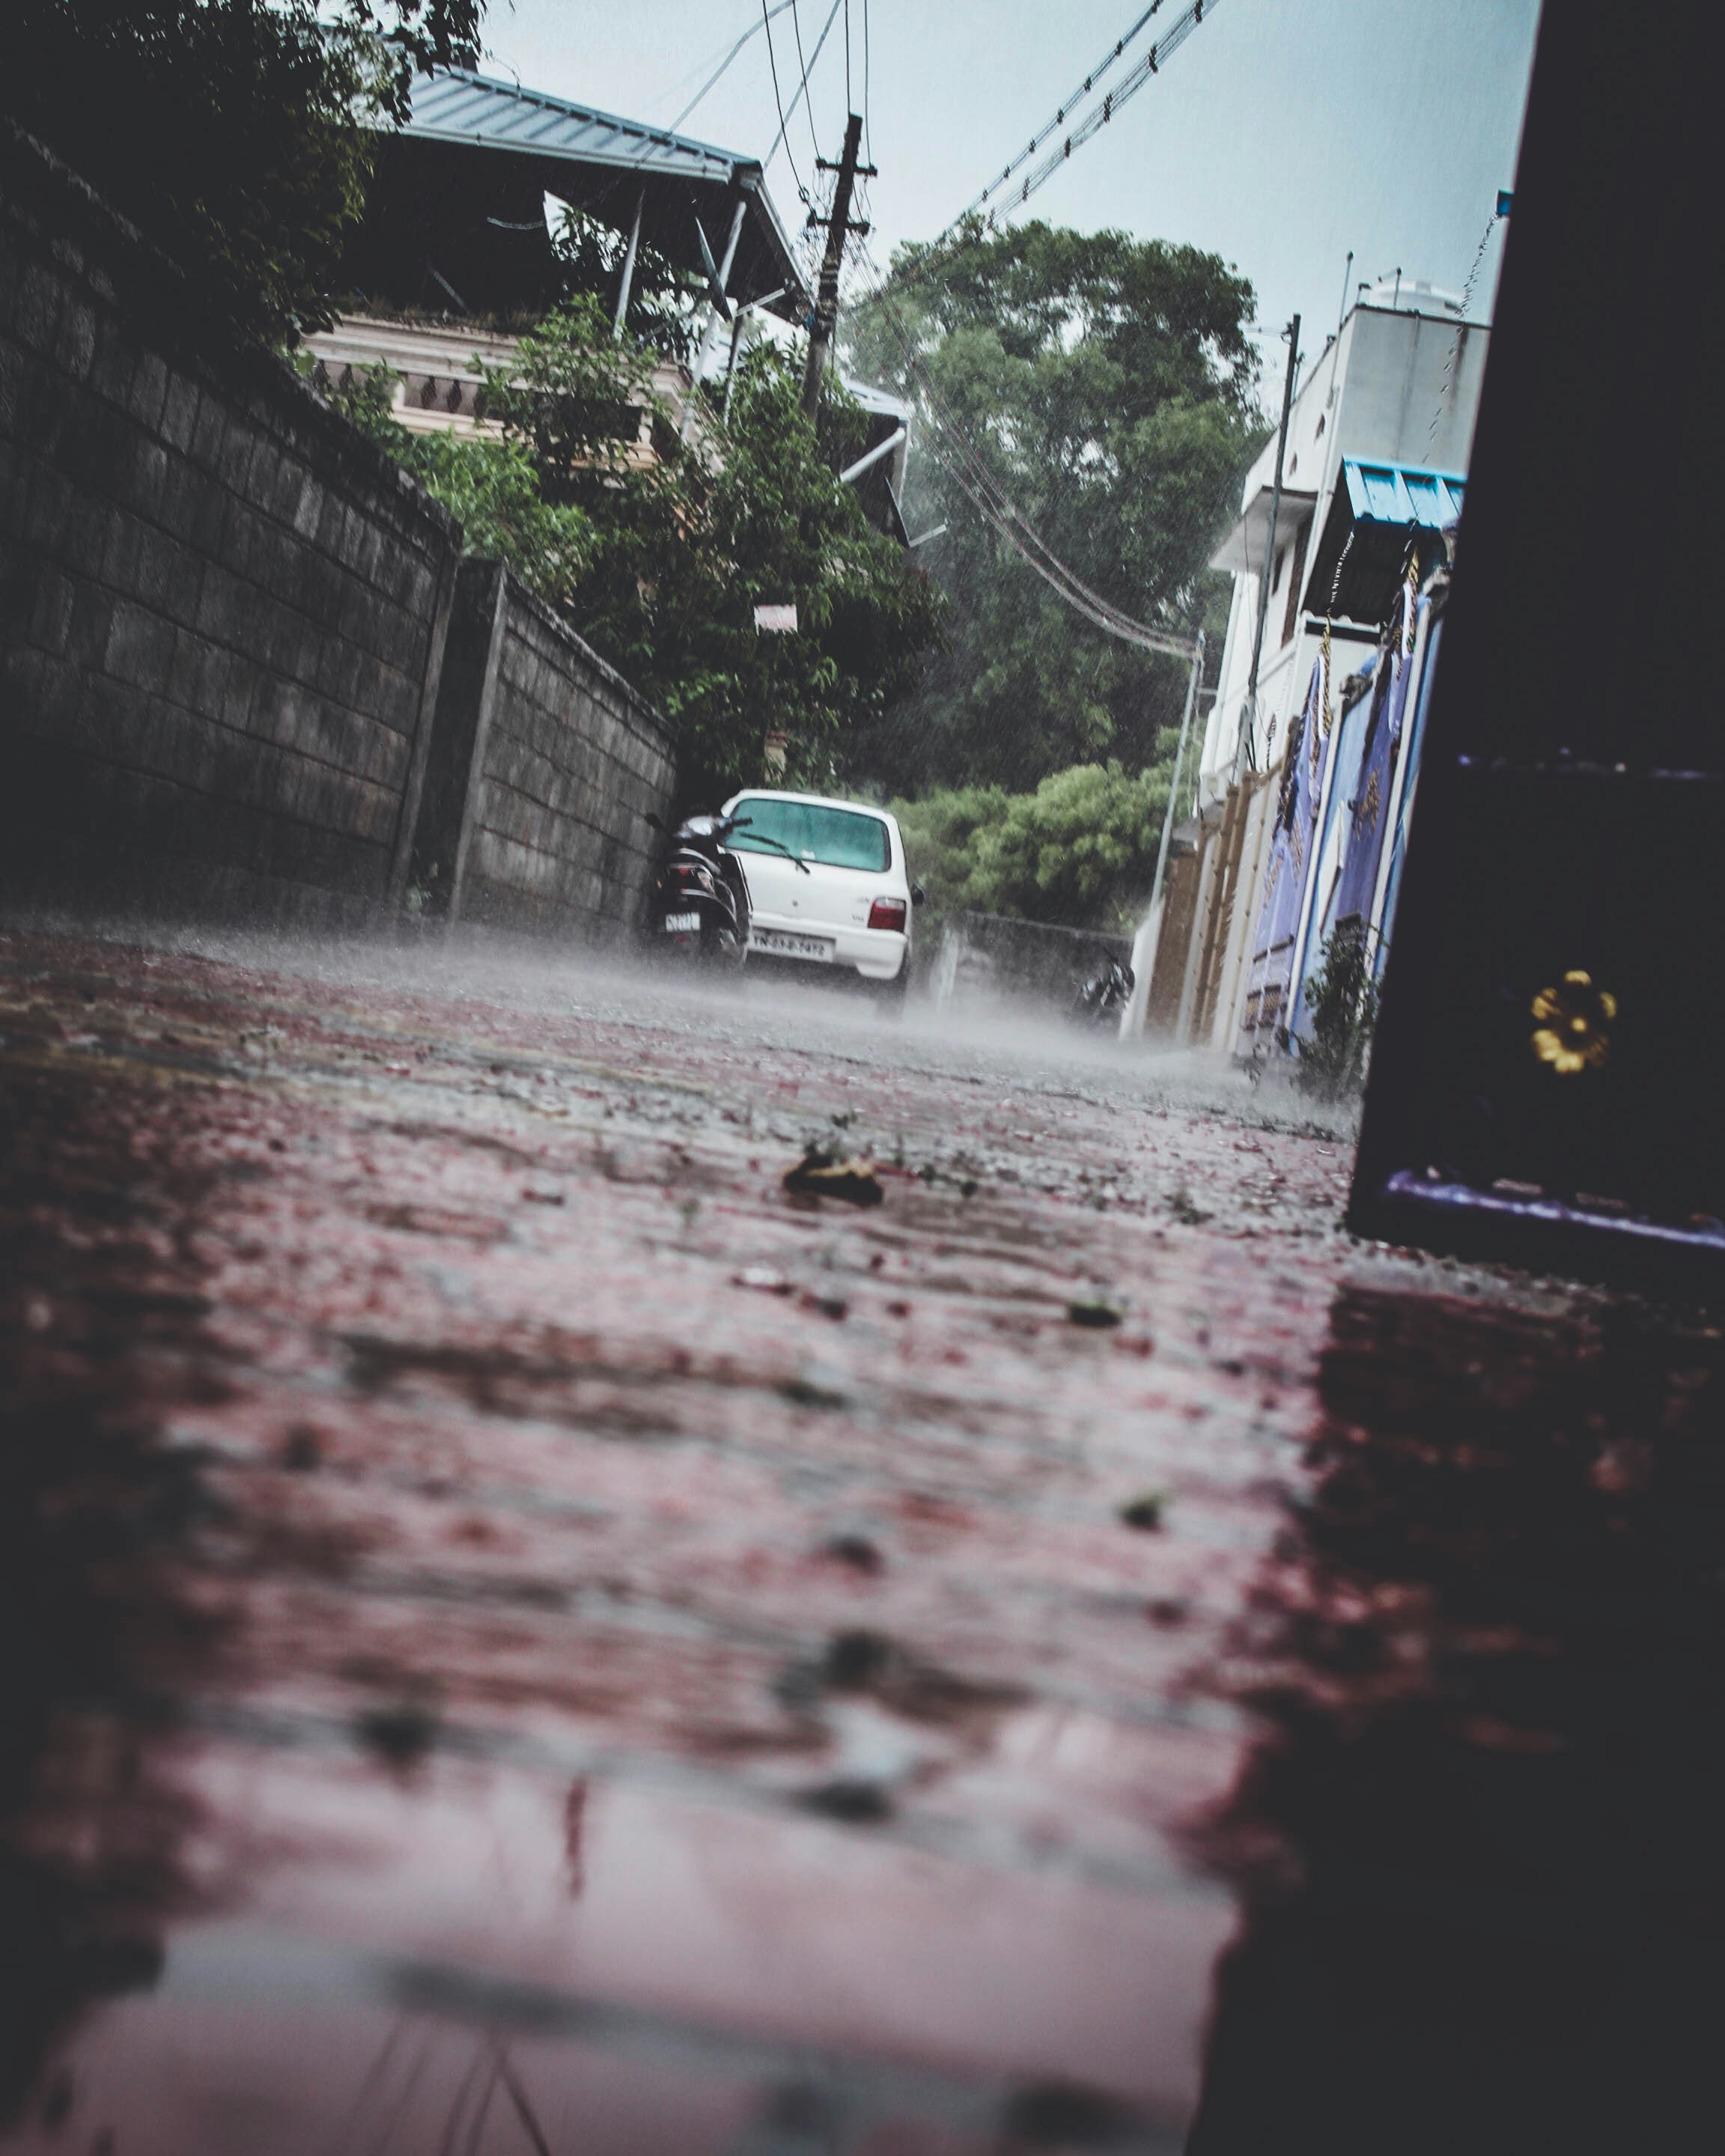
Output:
[0,123,672,937]
[931,910,1136,1015]
[412,558,672,937]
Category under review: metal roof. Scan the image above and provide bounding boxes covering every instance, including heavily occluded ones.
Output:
[1302,459,1467,624]
[406,67,747,187]
[392,66,811,320]
[1339,460,1465,532]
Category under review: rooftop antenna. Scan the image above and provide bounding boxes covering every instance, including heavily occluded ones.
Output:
[1336,249,1353,337]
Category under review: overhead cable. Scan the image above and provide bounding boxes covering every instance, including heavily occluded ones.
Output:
[764,0,845,184]
[760,1,809,203]
[653,3,797,145]
[862,0,871,162]
[961,0,1223,230]
[961,1,1167,223]
[868,281,1196,656]
[788,2,824,165]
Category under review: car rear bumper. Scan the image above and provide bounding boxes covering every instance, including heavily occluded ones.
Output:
[748,918,907,981]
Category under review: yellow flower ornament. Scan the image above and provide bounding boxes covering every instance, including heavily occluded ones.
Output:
[1530,970,1616,1074]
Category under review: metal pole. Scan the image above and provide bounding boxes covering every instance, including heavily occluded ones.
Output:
[838,426,906,485]
[801,112,865,421]
[1235,313,1300,782]
[1149,630,1205,921]
[612,186,645,341]
[692,197,749,375]
[1336,250,1353,338]
[1125,631,1204,1041]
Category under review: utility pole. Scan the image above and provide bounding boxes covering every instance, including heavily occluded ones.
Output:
[1235,313,1300,782]
[1149,630,1206,925]
[800,112,874,421]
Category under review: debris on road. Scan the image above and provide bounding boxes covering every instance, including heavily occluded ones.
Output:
[783,1145,886,1207]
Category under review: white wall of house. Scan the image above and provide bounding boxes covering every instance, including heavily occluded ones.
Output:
[1174,299,1489,1053]
[1197,302,1490,803]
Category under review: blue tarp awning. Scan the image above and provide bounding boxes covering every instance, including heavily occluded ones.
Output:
[1302,459,1464,624]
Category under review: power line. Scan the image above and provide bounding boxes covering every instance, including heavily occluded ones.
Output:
[763,0,845,189]
[963,1,1169,223]
[645,2,795,128]
[962,0,1224,231]
[760,1,809,204]
[788,2,824,166]
[867,276,1196,657]
[862,0,871,162]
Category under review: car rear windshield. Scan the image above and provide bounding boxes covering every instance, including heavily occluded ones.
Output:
[728,799,890,872]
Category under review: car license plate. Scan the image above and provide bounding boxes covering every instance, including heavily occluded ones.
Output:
[752,928,835,962]
[663,911,702,933]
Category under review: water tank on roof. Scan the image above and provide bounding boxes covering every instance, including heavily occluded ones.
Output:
[1360,275,1467,318]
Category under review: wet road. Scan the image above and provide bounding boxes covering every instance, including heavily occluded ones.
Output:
[2,925,1720,2154]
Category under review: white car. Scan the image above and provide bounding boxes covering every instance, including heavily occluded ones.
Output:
[720,789,921,1000]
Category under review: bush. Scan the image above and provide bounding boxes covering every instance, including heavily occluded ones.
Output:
[1297,922,1380,1099]
[892,761,1172,940]
[300,359,591,609]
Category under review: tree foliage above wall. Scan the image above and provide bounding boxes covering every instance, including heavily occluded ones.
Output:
[0,1,484,344]
[481,301,946,804]
[314,301,945,806]
[845,219,1263,796]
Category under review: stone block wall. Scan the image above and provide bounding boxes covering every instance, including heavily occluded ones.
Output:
[0,122,457,928]
[412,558,674,939]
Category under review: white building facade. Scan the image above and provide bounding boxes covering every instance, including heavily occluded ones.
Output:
[1151,285,1491,1053]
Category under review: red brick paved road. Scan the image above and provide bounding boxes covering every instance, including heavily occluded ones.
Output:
[3,926,1715,2155]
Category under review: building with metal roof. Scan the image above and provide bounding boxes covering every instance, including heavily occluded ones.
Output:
[338,64,812,329]
[1301,459,1466,627]
[1199,297,1490,798]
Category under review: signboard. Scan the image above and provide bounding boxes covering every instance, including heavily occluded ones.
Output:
[752,603,798,633]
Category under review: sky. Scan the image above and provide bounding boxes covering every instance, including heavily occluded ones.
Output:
[477,0,1542,403]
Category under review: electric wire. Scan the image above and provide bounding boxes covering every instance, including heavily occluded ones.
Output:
[862,0,871,162]
[760,1,809,204]
[643,2,794,127]
[865,270,1196,656]
[879,327,1195,649]
[788,1,824,165]
[655,0,797,143]
[969,0,1224,227]
[962,1,1169,223]
[762,0,845,192]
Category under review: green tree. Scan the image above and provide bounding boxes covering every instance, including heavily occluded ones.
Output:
[303,358,591,605]
[546,204,710,362]
[894,761,1173,938]
[478,302,945,802]
[846,220,1262,793]
[0,2,484,345]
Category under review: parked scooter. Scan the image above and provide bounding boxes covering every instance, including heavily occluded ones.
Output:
[1070,958,1135,1029]
[644,808,808,966]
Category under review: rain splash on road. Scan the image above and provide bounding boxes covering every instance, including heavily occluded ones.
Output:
[1,922,1718,2153]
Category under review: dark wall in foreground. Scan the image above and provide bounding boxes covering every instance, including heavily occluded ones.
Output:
[1348,0,1721,1286]
[0,123,457,928]
[0,124,672,940]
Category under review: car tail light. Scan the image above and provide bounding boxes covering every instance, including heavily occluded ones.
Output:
[868,897,908,932]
